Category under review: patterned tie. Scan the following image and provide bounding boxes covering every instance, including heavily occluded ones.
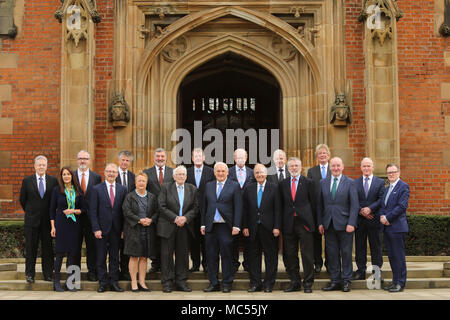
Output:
[331,177,338,200]
[214,182,223,222]
[364,177,369,198]
[238,168,244,188]
[159,167,164,186]
[178,185,184,216]
[321,166,327,179]
[257,184,263,224]
[123,171,127,189]
[384,184,394,206]
[278,168,284,182]
[109,183,115,207]
[80,172,86,194]
[291,178,297,216]
[38,177,45,199]
[195,169,201,188]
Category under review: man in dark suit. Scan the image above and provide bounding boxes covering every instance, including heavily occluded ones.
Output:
[380,164,410,293]
[353,157,385,280]
[157,165,199,292]
[267,149,290,184]
[74,150,102,281]
[201,162,243,293]
[242,164,280,293]
[19,155,58,283]
[143,147,174,272]
[228,148,255,272]
[90,163,127,293]
[279,157,317,293]
[116,150,136,281]
[307,144,331,273]
[317,157,358,292]
[186,148,215,272]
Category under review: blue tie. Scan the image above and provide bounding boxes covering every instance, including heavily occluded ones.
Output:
[195,169,201,188]
[178,186,184,216]
[214,182,223,222]
[38,177,45,198]
[257,185,263,208]
[321,166,327,179]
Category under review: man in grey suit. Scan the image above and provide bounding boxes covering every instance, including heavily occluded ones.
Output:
[317,157,358,292]
[143,147,174,272]
[158,166,199,293]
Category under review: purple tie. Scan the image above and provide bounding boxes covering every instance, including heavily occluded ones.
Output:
[38,177,45,198]
[364,177,369,198]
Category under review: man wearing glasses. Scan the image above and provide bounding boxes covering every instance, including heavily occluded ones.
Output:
[380,164,410,293]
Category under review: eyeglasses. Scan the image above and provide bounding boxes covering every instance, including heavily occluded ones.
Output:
[387,171,399,175]
[78,158,89,161]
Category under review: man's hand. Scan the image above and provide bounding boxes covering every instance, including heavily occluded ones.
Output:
[243,228,249,237]
[176,216,187,227]
[50,227,56,238]
[318,225,324,235]
[380,215,390,226]
[232,227,240,236]
[346,225,355,233]
[94,230,102,239]
[273,229,280,237]
[201,226,205,235]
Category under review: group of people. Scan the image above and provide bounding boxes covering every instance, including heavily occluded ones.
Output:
[19,144,410,294]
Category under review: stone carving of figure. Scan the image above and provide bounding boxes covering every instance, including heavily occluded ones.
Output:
[330,92,352,127]
[109,94,130,128]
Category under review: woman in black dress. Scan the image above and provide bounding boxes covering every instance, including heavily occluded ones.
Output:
[122,171,159,292]
[50,166,85,292]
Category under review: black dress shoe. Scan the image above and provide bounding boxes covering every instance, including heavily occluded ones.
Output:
[53,282,65,292]
[110,283,124,292]
[138,283,150,292]
[131,286,139,293]
[189,267,200,272]
[284,284,301,292]
[87,273,98,282]
[352,271,366,280]
[222,286,231,293]
[247,286,262,292]
[176,284,192,292]
[43,275,53,282]
[264,287,273,293]
[97,285,108,293]
[304,287,313,293]
[383,283,395,291]
[163,286,172,293]
[342,282,351,292]
[322,282,342,291]
[314,265,322,273]
[26,275,35,283]
[203,284,221,292]
[389,284,404,293]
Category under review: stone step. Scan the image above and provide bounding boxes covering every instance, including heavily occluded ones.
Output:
[0,278,449,291]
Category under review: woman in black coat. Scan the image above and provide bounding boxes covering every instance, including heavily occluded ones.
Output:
[122,171,159,292]
[50,166,85,292]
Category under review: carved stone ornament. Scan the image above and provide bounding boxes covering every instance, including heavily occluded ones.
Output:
[271,36,296,62]
[330,92,352,127]
[55,0,101,24]
[358,0,403,46]
[440,0,450,37]
[162,36,188,62]
[109,94,130,128]
[0,0,18,38]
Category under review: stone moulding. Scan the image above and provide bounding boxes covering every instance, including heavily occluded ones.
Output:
[55,0,101,24]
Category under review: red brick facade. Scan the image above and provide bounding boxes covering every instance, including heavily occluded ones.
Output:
[0,0,448,218]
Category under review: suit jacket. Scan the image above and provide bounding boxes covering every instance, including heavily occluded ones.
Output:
[89,182,127,235]
[20,174,58,228]
[202,179,243,233]
[157,182,199,239]
[379,179,410,233]
[143,166,174,196]
[115,170,136,193]
[307,164,331,198]
[266,165,291,184]
[279,175,317,234]
[186,165,215,206]
[74,169,102,211]
[317,175,359,231]
[355,175,385,229]
[228,165,255,191]
[242,181,281,241]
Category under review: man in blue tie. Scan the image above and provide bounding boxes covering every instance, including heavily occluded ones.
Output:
[201,162,243,293]
[186,148,215,272]
[158,166,199,292]
[20,155,58,283]
[380,164,410,293]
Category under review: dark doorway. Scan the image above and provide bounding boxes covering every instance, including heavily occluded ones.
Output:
[178,52,282,166]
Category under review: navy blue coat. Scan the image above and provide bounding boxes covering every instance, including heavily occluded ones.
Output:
[355,175,385,229]
[379,179,410,233]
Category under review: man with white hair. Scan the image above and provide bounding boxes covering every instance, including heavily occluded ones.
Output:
[20,155,58,283]
[267,149,290,184]
[157,165,199,292]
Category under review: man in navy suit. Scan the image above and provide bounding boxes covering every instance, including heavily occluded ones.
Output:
[279,157,317,293]
[186,148,215,272]
[201,162,243,293]
[353,158,385,280]
[317,157,358,292]
[74,150,102,281]
[380,164,410,293]
[90,163,127,293]
[228,148,255,272]
[242,164,280,293]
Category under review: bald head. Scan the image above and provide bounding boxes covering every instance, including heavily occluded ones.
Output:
[330,157,344,177]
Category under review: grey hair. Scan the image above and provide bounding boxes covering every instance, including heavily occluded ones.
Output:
[192,148,204,155]
[34,155,48,165]
[287,157,302,167]
[361,157,374,165]
[254,163,268,174]
[272,149,286,160]
[315,144,330,156]
[173,165,187,176]
[118,150,134,161]
[105,163,118,171]
[77,150,90,159]
[214,162,229,171]
[154,148,167,156]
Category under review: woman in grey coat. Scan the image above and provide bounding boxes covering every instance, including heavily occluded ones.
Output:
[122,171,159,292]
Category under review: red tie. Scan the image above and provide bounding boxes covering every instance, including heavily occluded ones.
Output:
[291,178,297,216]
[110,184,115,207]
[159,167,164,186]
